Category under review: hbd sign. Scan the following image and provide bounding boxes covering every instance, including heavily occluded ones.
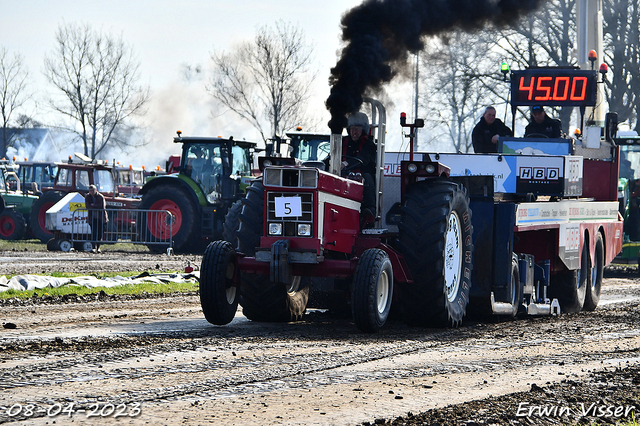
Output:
[519,167,560,181]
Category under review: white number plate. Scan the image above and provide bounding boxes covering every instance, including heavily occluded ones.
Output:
[275,196,302,217]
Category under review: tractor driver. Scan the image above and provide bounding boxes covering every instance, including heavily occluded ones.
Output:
[524,105,562,138]
[342,112,377,218]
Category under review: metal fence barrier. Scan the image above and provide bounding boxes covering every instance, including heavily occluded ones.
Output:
[70,208,173,252]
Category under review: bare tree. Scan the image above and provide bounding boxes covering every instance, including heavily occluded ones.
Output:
[420,32,503,152]
[493,0,576,133]
[44,23,149,159]
[0,47,30,158]
[208,21,316,143]
[603,0,640,131]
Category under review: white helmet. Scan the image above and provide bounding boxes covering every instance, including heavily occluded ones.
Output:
[347,112,369,134]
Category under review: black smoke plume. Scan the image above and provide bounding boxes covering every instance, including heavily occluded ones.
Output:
[326,0,546,133]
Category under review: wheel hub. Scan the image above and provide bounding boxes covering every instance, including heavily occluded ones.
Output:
[444,211,463,302]
[376,270,390,314]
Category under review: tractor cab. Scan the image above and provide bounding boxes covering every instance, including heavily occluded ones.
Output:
[177,136,255,203]
[15,161,57,191]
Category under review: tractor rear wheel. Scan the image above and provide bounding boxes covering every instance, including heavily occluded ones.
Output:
[222,199,243,249]
[550,236,588,313]
[584,232,604,311]
[397,179,473,327]
[237,179,308,322]
[139,186,198,253]
[0,209,26,240]
[200,240,239,325]
[352,248,393,333]
[29,191,65,243]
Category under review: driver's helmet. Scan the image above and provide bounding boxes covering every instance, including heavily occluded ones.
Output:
[347,112,370,135]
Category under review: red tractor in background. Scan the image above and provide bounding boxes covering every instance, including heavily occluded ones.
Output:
[29,156,140,243]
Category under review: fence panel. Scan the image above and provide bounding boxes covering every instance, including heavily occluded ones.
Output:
[71,208,173,250]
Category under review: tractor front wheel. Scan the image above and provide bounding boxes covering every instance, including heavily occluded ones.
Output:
[200,241,239,325]
[352,248,393,332]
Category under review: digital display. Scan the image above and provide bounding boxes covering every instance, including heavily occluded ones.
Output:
[511,69,597,107]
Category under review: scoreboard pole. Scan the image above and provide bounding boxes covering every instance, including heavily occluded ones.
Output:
[576,0,605,125]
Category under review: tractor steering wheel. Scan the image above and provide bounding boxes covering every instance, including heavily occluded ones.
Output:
[525,133,549,138]
[341,156,364,177]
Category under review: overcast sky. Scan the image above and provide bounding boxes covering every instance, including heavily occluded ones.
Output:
[0,0,418,165]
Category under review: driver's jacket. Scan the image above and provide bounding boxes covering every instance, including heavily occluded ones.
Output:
[342,135,377,176]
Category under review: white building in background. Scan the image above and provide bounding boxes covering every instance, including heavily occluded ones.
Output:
[4,128,71,162]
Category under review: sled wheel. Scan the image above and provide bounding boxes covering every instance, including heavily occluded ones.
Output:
[584,232,604,311]
[550,234,588,313]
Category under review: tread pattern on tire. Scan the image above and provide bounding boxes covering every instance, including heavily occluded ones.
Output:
[222,199,243,249]
[200,240,239,325]
[352,248,393,333]
[397,179,473,328]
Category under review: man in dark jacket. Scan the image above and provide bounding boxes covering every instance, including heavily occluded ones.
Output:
[85,184,108,252]
[342,112,377,216]
[472,106,512,153]
[524,105,562,138]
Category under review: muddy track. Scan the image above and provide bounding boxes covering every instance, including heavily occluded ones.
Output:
[0,252,639,425]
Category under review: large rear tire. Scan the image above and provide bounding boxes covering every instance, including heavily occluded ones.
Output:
[200,240,239,325]
[222,199,243,249]
[550,235,588,313]
[0,209,26,240]
[584,232,604,311]
[139,186,198,253]
[397,179,473,328]
[237,180,308,322]
[352,248,393,333]
[29,191,65,243]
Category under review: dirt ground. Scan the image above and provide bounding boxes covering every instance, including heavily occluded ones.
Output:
[0,250,639,425]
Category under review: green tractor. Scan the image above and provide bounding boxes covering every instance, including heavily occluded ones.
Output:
[616,135,640,267]
[138,132,257,253]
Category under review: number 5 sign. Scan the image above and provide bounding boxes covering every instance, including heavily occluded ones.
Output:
[275,197,302,217]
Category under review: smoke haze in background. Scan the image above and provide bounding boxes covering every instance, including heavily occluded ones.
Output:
[326,0,546,133]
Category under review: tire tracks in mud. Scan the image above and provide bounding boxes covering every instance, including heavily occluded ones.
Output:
[0,272,640,425]
[1,296,639,424]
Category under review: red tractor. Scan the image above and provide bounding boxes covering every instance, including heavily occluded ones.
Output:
[200,99,473,332]
[30,157,140,243]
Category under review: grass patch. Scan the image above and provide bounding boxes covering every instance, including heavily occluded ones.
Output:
[0,280,199,300]
[0,239,152,253]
